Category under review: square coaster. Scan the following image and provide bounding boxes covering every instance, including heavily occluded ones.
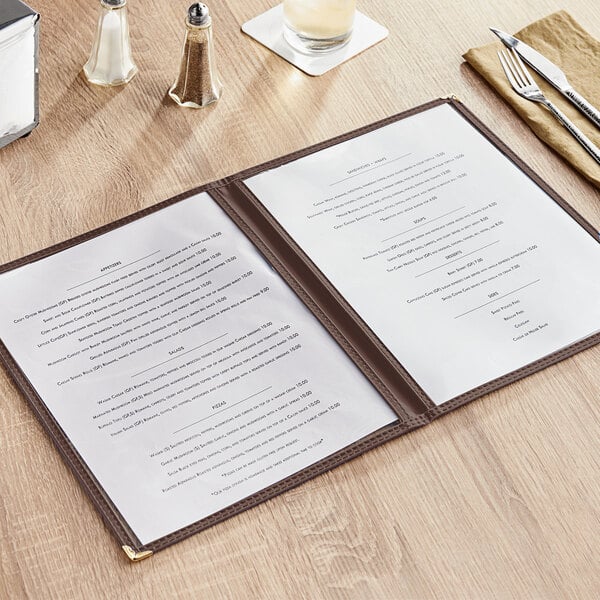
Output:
[241,4,388,76]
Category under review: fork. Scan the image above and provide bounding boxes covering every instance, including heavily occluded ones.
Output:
[498,48,600,165]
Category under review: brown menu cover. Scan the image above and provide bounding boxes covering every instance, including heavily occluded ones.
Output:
[1,98,599,561]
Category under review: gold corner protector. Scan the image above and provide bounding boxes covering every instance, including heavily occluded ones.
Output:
[442,94,463,103]
[122,545,153,562]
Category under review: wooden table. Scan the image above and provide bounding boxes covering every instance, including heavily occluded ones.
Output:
[1,0,599,597]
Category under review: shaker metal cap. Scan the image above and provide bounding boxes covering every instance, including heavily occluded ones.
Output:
[188,3,209,26]
[101,0,126,7]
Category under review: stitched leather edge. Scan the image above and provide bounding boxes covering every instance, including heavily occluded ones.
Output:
[0,340,142,548]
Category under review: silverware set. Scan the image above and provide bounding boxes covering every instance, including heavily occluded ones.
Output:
[491,28,600,165]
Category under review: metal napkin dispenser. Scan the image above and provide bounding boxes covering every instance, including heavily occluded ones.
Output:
[0,0,39,150]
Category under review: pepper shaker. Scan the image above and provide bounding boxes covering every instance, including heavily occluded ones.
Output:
[169,3,223,108]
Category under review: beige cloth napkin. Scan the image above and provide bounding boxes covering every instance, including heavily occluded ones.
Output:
[463,11,600,189]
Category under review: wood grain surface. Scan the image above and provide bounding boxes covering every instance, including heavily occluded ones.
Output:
[1,0,599,598]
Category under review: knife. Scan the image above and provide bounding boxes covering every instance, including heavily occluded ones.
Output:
[490,27,600,130]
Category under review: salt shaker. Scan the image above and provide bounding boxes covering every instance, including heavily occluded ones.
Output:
[83,0,138,86]
[169,3,223,108]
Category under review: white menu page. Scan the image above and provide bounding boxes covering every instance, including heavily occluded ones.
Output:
[245,102,600,405]
[0,194,397,545]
